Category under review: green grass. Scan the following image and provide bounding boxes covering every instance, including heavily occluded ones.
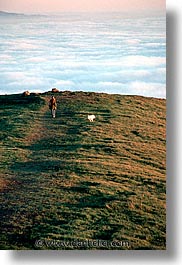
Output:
[0,91,166,250]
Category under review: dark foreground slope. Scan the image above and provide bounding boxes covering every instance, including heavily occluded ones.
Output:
[0,91,166,250]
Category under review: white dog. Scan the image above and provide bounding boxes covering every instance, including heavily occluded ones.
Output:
[88,114,96,122]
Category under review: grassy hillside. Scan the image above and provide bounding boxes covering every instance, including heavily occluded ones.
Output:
[0,91,166,250]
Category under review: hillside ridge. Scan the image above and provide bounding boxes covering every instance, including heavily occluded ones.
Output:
[0,91,166,249]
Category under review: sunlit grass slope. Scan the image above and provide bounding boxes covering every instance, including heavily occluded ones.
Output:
[0,91,166,250]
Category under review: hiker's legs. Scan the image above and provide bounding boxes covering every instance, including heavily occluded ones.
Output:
[52,109,56,118]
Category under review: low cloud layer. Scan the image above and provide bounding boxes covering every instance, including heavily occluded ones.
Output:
[0,13,166,98]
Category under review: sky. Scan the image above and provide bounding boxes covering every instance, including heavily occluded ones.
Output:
[0,0,165,13]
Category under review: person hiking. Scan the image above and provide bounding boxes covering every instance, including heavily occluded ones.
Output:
[49,96,57,118]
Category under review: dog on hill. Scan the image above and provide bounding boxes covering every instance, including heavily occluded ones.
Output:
[88,114,96,122]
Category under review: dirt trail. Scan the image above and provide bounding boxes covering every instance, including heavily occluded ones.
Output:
[0,97,60,238]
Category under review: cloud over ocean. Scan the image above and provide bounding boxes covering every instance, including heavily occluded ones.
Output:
[0,12,166,98]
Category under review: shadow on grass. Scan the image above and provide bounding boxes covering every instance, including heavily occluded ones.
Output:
[10,159,85,174]
[77,193,116,208]
[27,140,117,155]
